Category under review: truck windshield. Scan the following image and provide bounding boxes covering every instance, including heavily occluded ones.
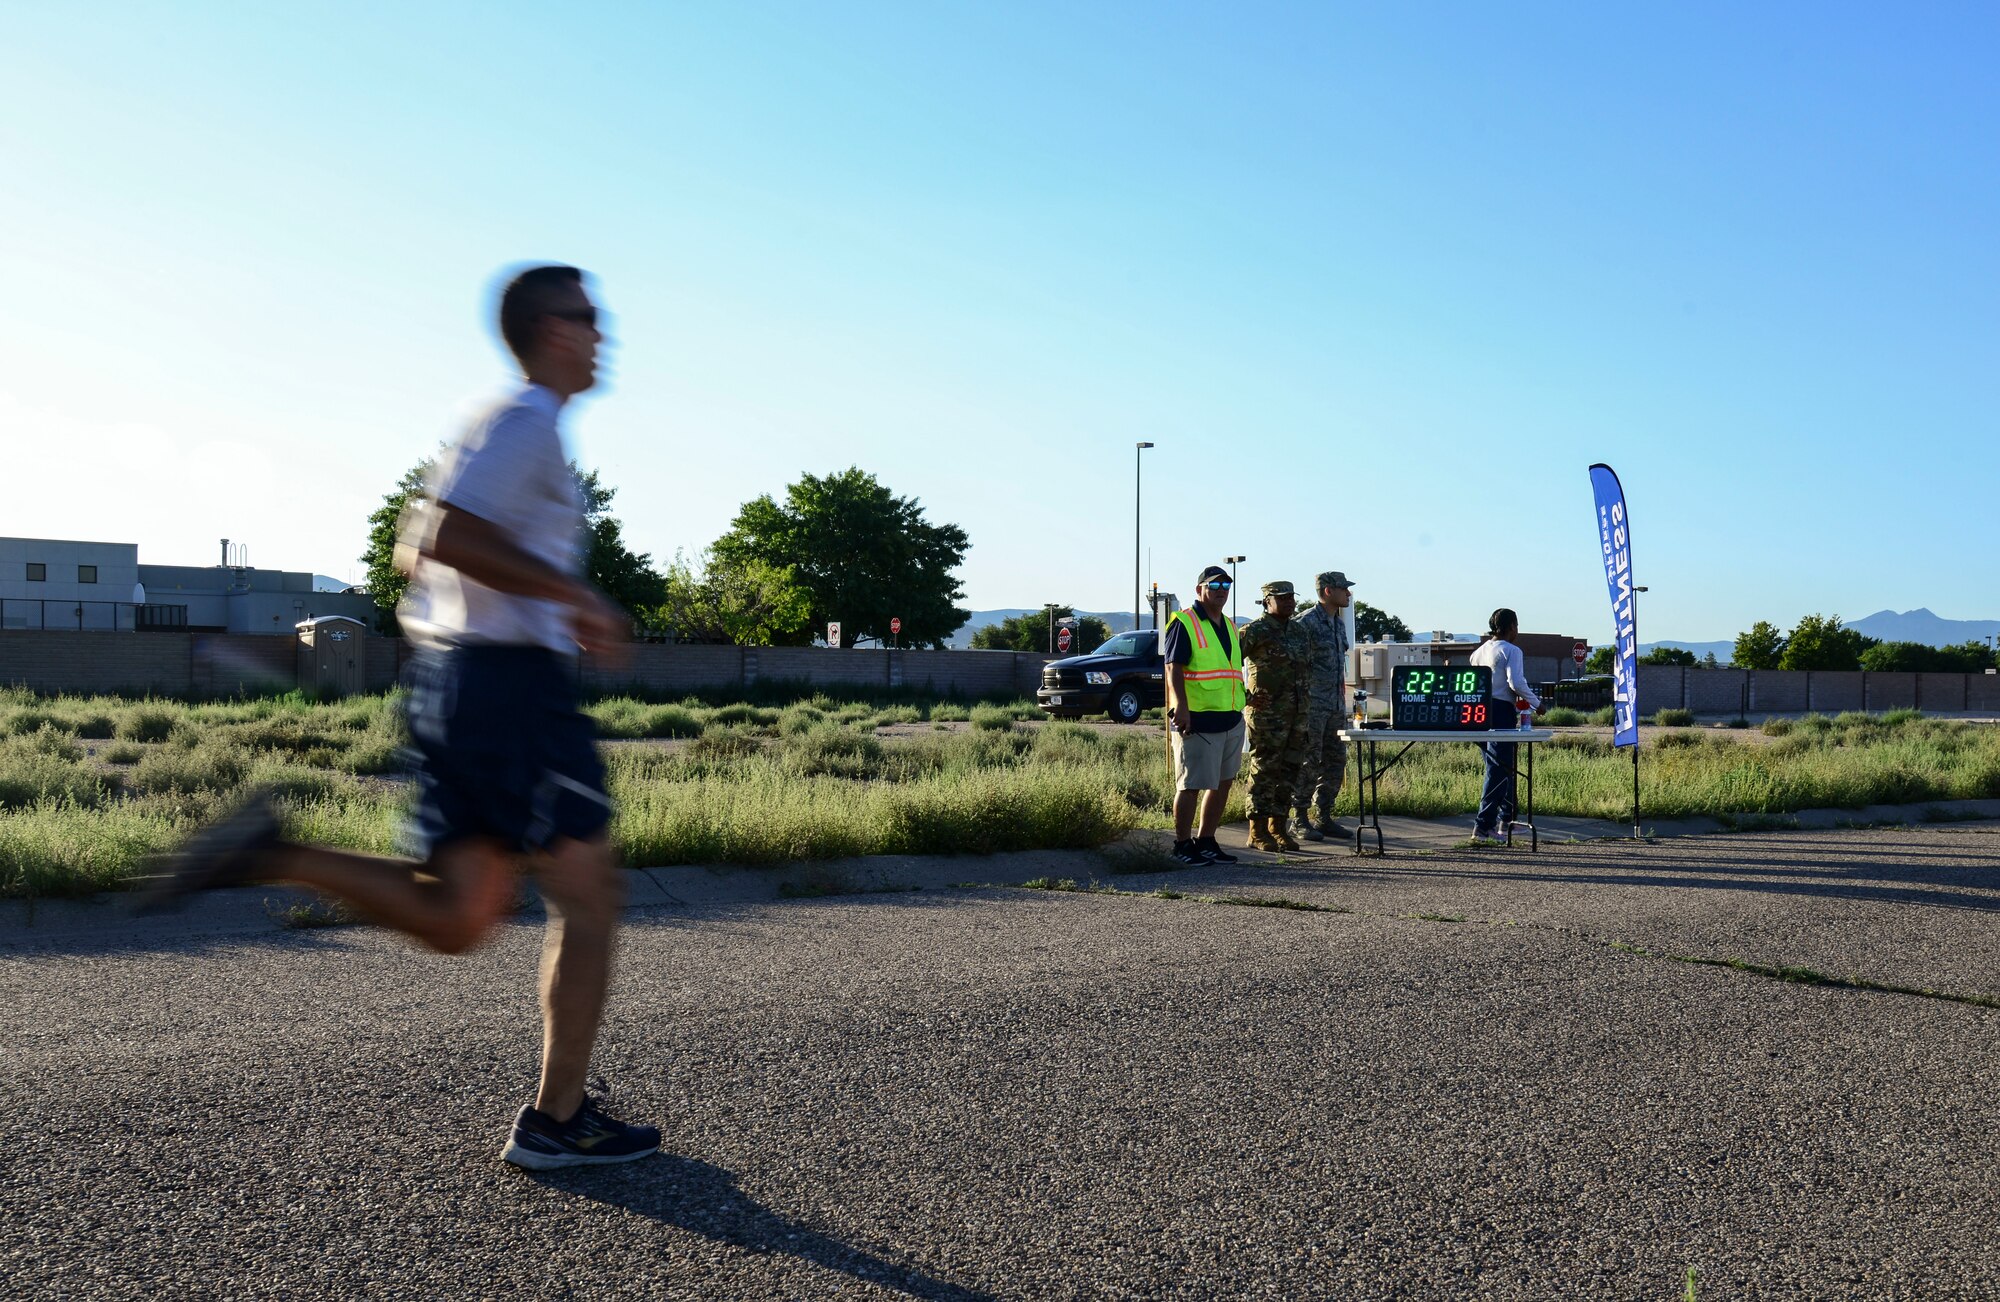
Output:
[1095,633,1148,656]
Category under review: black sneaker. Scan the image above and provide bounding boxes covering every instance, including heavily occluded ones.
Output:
[1170,839,1207,865]
[131,790,283,914]
[502,1096,661,1170]
[1195,837,1238,864]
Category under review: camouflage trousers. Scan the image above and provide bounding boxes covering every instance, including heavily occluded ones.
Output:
[1294,707,1349,819]
[1243,701,1310,816]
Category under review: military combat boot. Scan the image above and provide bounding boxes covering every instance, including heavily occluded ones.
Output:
[1295,809,1324,842]
[1246,815,1284,853]
[1272,815,1302,852]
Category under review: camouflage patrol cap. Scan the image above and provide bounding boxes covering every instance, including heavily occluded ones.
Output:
[1316,571,1355,591]
[1260,580,1294,598]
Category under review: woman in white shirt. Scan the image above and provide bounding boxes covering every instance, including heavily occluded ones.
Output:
[1468,608,1541,842]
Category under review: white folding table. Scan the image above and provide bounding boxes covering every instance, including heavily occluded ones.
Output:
[1337,727,1555,854]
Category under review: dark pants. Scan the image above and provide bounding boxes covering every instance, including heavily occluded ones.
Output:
[1476,701,1519,834]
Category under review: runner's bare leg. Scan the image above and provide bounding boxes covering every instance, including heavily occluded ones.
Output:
[530,831,623,1122]
[268,838,516,954]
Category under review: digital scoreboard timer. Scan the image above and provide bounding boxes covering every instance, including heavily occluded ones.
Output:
[1391,665,1496,730]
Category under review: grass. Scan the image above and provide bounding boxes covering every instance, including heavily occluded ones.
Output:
[1538,707,1586,727]
[4,688,1999,898]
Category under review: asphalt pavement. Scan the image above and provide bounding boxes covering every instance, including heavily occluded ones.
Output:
[2,824,1996,1299]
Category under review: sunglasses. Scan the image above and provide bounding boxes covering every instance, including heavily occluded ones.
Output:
[1203,580,1232,590]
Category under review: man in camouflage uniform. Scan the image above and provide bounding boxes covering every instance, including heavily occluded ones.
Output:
[1238,579,1315,852]
[1293,570,1354,841]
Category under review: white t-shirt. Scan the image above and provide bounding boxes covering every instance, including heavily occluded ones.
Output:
[1470,637,1541,710]
[399,383,585,653]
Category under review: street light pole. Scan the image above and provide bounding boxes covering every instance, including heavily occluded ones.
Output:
[1224,555,1247,624]
[1134,442,1154,631]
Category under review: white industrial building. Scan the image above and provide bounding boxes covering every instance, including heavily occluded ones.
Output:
[0,536,380,634]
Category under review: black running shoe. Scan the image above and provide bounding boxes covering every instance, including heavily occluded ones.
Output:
[1195,837,1238,864]
[131,789,283,914]
[1170,839,1207,865]
[502,1096,661,1170]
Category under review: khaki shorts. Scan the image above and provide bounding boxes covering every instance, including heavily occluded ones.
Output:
[1171,720,1246,791]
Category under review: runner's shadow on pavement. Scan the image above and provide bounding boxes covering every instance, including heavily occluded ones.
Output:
[528,1154,997,1301]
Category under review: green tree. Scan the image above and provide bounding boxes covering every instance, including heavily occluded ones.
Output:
[1779,613,1874,671]
[359,452,438,635]
[573,465,667,618]
[1860,639,1999,673]
[712,467,969,648]
[1935,639,1999,672]
[1699,651,1721,669]
[646,549,812,645]
[1353,601,1412,643]
[1859,641,1935,672]
[1732,621,1787,671]
[1584,645,1614,675]
[970,607,1110,655]
[1640,646,1696,666]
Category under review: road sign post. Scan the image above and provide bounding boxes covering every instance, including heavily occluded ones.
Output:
[890,616,901,649]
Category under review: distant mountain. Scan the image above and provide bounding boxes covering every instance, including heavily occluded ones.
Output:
[313,574,359,593]
[1848,608,2000,648]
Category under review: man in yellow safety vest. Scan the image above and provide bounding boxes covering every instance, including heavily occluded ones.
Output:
[1163,565,1246,865]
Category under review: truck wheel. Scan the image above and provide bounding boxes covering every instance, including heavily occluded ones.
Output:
[1107,686,1144,724]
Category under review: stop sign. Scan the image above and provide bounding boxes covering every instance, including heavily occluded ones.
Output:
[1057,626,1073,653]
[890,617,902,635]
[1573,639,1590,668]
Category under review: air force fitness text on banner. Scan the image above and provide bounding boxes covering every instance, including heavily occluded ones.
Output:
[1589,463,1639,749]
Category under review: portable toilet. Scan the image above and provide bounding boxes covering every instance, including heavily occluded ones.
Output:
[296,615,368,698]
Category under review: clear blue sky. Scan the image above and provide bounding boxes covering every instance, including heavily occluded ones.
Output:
[3,3,1994,642]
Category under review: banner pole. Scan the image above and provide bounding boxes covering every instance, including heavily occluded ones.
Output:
[1631,744,1640,837]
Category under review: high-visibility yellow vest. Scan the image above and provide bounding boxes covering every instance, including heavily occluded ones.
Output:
[1174,608,1244,714]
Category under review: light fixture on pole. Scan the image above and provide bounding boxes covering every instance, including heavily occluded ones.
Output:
[1134,442,1154,631]
[1224,555,1247,624]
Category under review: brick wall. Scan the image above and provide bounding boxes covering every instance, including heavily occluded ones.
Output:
[1864,672,1916,711]
[1751,672,1809,713]
[1810,672,1864,713]
[33,631,1985,713]
[579,644,745,695]
[579,644,1051,699]
[192,635,295,697]
[1688,668,1749,714]
[0,630,192,694]
[364,637,408,693]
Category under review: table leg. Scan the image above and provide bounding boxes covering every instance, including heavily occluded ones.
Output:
[1352,740,1368,854]
[1368,741,1384,854]
[1526,741,1538,851]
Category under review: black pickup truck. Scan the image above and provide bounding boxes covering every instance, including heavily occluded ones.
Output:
[1035,629,1166,724]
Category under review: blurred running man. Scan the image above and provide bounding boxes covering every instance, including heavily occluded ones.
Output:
[143,265,659,1170]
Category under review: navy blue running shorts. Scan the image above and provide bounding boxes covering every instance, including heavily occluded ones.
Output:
[402,646,611,858]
